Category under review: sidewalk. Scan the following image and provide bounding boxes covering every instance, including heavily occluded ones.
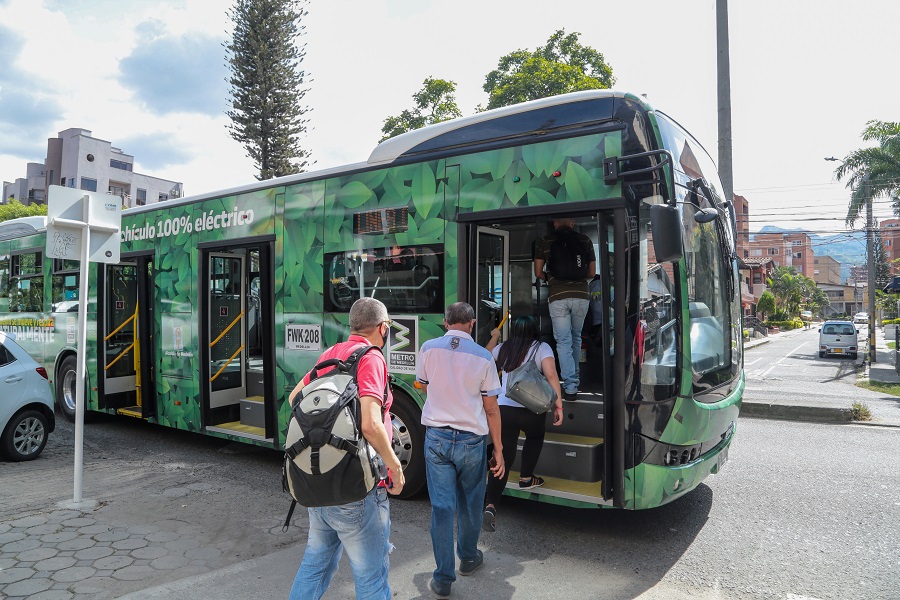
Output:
[0,430,307,600]
[742,323,900,427]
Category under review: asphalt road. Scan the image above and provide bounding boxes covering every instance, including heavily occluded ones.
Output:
[4,411,897,599]
[743,327,900,424]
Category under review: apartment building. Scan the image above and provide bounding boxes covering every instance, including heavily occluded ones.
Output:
[818,283,863,317]
[813,255,842,285]
[747,231,815,276]
[3,162,48,204]
[4,128,183,208]
[881,218,900,275]
[734,194,750,259]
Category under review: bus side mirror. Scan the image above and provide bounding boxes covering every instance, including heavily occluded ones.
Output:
[650,203,683,263]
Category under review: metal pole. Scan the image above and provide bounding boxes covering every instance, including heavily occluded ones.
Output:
[74,199,91,502]
[867,189,876,363]
[717,0,734,204]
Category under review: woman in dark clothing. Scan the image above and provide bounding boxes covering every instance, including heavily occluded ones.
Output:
[483,315,563,532]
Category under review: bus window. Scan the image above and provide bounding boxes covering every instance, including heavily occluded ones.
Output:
[324,244,444,314]
[0,255,8,298]
[640,262,679,398]
[51,259,80,309]
[682,200,736,392]
[10,250,43,312]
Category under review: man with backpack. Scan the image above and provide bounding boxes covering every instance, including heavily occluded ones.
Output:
[533,218,596,401]
[287,297,405,600]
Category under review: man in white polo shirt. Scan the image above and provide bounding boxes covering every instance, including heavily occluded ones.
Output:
[416,302,504,599]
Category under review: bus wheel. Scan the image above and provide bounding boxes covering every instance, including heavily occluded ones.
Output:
[389,391,426,499]
[56,355,78,422]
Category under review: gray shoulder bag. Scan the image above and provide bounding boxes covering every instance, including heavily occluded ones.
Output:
[505,344,556,414]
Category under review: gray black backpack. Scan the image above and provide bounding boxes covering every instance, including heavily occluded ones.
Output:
[282,345,386,529]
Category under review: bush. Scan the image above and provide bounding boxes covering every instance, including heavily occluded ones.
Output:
[882,318,900,326]
[764,319,804,331]
[743,329,749,338]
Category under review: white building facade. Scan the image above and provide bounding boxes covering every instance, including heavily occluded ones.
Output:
[4,128,183,208]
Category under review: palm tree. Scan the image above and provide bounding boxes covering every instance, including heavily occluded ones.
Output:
[834,120,900,227]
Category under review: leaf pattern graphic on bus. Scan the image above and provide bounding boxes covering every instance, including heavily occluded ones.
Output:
[453,132,622,214]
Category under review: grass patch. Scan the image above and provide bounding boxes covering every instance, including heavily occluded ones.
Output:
[851,401,873,421]
[888,341,896,349]
[857,379,900,396]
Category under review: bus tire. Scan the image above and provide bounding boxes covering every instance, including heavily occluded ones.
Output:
[389,390,426,499]
[56,355,78,422]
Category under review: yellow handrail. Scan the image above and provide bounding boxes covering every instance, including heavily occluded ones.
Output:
[210,344,244,382]
[105,342,135,371]
[105,312,136,341]
[209,311,245,348]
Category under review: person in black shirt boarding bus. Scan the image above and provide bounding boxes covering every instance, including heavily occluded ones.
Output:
[533,218,596,401]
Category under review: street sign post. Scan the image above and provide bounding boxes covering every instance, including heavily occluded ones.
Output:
[46,185,121,504]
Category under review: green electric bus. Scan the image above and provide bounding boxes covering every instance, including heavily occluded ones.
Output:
[0,90,742,509]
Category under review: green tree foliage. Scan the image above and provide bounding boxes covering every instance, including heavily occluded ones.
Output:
[757,290,776,321]
[807,284,830,316]
[225,0,311,180]
[380,78,462,142]
[766,266,821,317]
[482,29,615,110]
[834,120,900,227]
[0,200,47,223]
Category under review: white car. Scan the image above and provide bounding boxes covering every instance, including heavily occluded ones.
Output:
[818,321,859,359]
[0,332,56,461]
[853,312,869,325]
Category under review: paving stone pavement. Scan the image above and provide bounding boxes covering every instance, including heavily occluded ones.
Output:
[0,431,308,599]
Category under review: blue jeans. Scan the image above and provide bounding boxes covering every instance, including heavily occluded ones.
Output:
[424,427,487,585]
[549,297,590,393]
[289,486,391,600]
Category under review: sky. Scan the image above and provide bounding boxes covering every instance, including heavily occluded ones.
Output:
[1,0,898,245]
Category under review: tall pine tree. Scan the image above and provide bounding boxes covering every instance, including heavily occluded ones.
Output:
[225,0,311,180]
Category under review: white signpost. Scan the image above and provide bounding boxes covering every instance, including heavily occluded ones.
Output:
[46,185,121,505]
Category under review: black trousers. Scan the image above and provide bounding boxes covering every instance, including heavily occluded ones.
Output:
[485,405,547,507]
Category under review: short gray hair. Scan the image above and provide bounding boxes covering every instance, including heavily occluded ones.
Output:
[349,297,389,332]
[445,302,475,325]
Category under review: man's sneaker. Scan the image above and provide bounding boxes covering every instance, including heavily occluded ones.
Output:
[429,578,451,598]
[564,391,578,401]
[518,475,544,490]
[458,549,484,576]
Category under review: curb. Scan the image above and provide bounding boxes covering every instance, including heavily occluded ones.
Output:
[743,338,771,350]
[741,401,852,423]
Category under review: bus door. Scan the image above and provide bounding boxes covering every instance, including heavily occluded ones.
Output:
[207,253,246,411]
[202,244,275,442]
[100,257,155,419]
[473,227,509,347]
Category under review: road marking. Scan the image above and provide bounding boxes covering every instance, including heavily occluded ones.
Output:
[744,357,763,367]
[757,342,808,378]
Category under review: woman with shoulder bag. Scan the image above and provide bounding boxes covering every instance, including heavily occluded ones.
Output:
[482,315,563,532]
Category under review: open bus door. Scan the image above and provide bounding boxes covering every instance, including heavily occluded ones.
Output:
[98,256,155,418]
[463,212,614,506]
[473,227,509,346]
[201,244,275,443]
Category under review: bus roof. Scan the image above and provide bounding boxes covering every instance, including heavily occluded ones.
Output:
[0,216,47,240]
[61,90,655,220]
[368,89,634,165]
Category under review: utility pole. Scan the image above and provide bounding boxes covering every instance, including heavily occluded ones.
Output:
[716,0,734,205]
[867,184,876,363]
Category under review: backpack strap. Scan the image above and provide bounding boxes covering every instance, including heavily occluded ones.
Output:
[346,344,389,415]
